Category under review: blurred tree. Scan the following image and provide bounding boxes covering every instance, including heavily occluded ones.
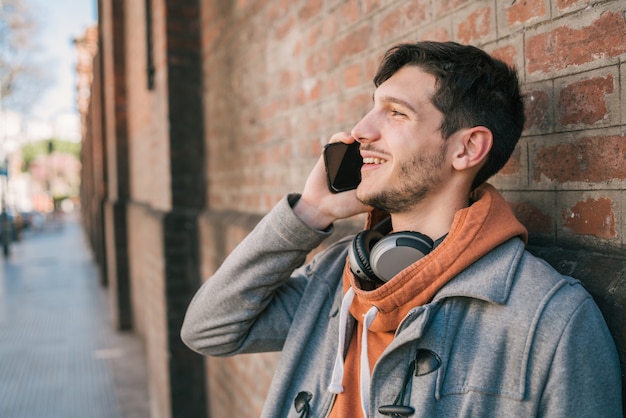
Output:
[21,138,80,171]
[0,0,44,112]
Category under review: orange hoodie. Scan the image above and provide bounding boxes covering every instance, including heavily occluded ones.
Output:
[328,184,528,418]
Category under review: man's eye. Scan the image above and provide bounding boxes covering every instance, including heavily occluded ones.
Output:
[391,110,406,117]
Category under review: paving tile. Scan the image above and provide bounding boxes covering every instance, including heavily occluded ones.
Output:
[0,214,149,418]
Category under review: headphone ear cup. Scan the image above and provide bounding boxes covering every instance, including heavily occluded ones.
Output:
[348,230,384,282]
[370,232,434,282]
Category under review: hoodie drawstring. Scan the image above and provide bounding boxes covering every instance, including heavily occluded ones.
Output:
[328,287,355,393]
[359,306,379,417]
[328,285,382,418]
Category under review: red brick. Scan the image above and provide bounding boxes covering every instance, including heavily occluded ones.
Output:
[201,21,225,49]
[306,50,329,76]
[556,0,584,11]
[331,24,371,66]
[362,0,382,15]
[499,147,522,176]
[434,0,473,17]
[343,63,362,88]
[310,79,324,102]
[509,201,553,234]
[420,26,451,42]
[279,68,296,88]
[562,197,616,239]
[534,135,626,183]
[304,21,322,48]
[364,55,380,81]
[557,75,614,126]
[457,6,492,44]
[490,45,518,69]
[338,1,361,25]
[335,92,370,125]
[377,1,428,41]
[322,9,341,40]
[309,138,323,158]
[324,72,340,96]
[524,89,550,131]
[296,77,322,104]
[526,11,626,74]
[265,0,290,24]
[273,15,296,40]
[506,0,547,25]
[299,0,322,21]
[235,0,248,12]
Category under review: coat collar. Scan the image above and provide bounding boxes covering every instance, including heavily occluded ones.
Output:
[434,237,526,305]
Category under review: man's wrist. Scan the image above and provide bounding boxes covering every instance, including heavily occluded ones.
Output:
[292,196,334,231]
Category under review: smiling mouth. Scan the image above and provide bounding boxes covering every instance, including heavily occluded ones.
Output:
[363,157,387,164]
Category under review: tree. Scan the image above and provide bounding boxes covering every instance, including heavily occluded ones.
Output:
[0,0,43,113]
[21,138,81,171]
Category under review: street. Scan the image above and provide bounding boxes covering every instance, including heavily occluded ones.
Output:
[0,213,149,418]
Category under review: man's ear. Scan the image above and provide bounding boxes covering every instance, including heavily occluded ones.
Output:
[451,126,492,171]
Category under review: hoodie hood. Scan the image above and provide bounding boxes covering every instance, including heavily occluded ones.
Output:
[347,183,527,332]
[328,184,528,417]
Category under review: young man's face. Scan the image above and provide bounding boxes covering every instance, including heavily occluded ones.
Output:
[352,65,451,213]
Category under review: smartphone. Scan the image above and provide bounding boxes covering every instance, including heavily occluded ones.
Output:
[323,141,363,193]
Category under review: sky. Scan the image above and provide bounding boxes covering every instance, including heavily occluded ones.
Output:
[23,0,97,141]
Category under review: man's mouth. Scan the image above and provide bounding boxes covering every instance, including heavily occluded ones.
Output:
[363,157,387,164]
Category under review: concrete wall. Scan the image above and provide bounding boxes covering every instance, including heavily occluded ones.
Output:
[82,0,626,416]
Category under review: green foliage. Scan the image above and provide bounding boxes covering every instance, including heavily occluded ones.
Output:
[21,139,81,171]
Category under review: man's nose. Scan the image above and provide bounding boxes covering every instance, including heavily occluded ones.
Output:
[351,111,379,144]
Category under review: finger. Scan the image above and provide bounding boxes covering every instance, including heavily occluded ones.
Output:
[328,131,354,144]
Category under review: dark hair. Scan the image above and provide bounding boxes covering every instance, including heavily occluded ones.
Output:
[374,41,525,189]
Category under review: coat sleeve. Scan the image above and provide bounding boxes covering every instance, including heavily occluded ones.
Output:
[538,294,623,417]
[180,194,333,356]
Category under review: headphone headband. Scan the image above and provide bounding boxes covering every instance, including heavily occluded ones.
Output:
[348,217,434,283]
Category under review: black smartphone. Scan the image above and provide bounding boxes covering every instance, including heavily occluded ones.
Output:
[323,141,363,193]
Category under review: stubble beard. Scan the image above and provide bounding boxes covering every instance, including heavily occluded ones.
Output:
[359,142,448,214]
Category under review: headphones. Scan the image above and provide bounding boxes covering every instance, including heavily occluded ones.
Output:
[348,217,435,284]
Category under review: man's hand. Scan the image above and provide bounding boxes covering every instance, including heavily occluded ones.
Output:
[294,133,370,230]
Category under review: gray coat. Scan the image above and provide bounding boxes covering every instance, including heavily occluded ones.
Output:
[181,194,622,417]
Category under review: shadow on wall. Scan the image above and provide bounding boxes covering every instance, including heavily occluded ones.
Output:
[528,244,626,412]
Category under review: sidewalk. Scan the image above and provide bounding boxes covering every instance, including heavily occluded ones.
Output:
[0,213,150,418]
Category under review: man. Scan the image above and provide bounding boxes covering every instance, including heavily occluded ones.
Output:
[181,42,622,417]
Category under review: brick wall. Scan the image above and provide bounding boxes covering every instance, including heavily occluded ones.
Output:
[92,1,208,417]
[78,41,107,285]
[83,0,626,417]
[198,1,626,416]
[100,0,133,331]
